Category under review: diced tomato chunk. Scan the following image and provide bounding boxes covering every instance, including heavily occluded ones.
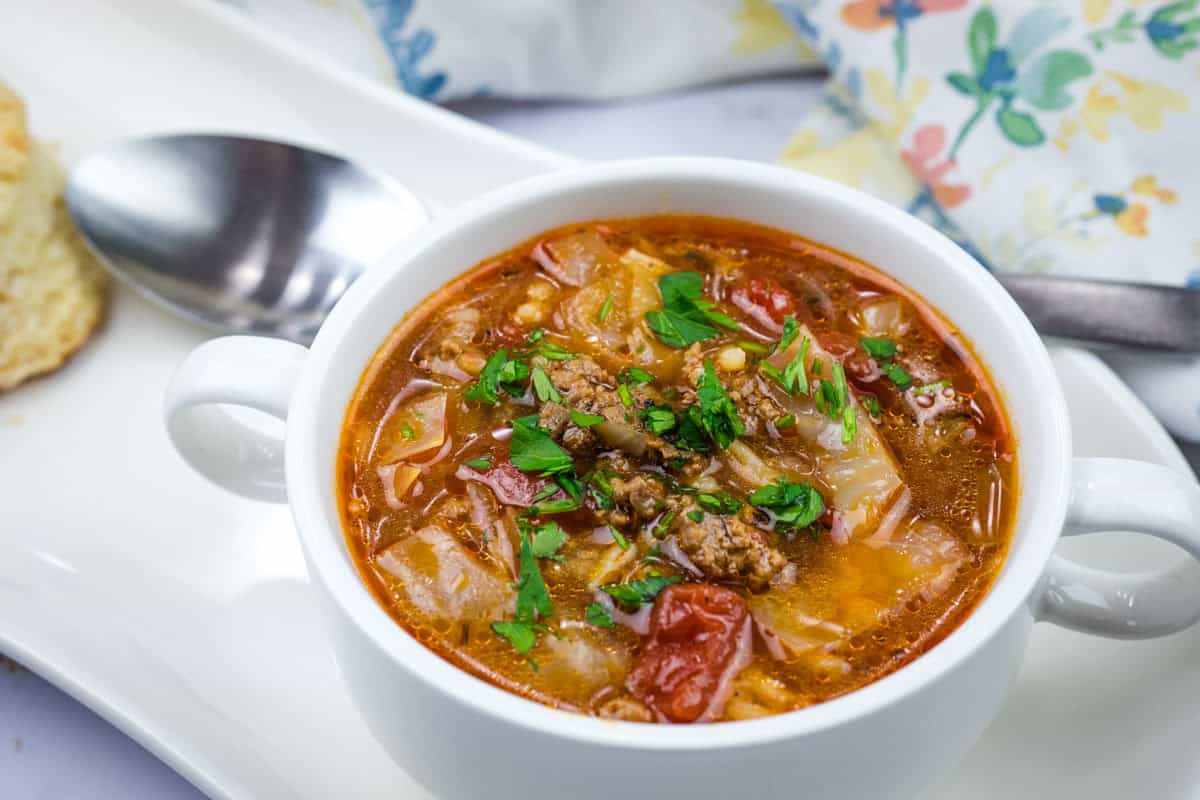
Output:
[627,584,750,723]
[730,278,797,333]
[456,449,551,506]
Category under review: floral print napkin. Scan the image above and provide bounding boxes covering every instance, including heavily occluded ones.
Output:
[774,0,1199,286]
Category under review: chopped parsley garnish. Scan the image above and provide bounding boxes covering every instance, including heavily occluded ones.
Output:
[529,497,580,515]
[555,473,584,503]
[673,407,712,453]
[509,415,574,476]
[527,328,545,345]
[832,362,849,411]
[913,379,950,395]
[686,509,704,523]
[811,359,824,377]
[696,491,742,515]
[464,454,493,471]
[772,315,800,355]
[587,470,615,509]
[642,405,676,435]
[569,409,605,427]
[763,335,811,395]
[490,621,540,653]
[620,367,656,385]
[774,414,795,430]
[862,396,882,418]
[497,358,530,396]
[585,603,615,628]
[529,520,568,561]
[464,349,509,405]
[645,272,738,348]
[609,525,629,550]
[750,478,825,532]
[492,527,556,654]
[738,339,770,355]
[598,294,614,324]
[651,510,677,538]
[531,483,560,503]
[399,422,416,440]
[861,336,912,391]
[514,530,554,620]
[535,340,576,361]
[841,406,857,445]
[784,336,811,395]
[530,365,562,403]
[881,361,913,390]
[618,382,633,408]
[693,360,744,449]
[860,336,897,360]
[601,573,681,607]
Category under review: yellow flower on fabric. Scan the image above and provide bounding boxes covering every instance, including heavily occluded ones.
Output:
[1093,193,1150,237]
[732,0,816,57]
[1106,71,1189,131]
[1084,0,1110,24]
[1132,175,1178,204]
[1073,73,1188,143]
[1079,83,1122,141]
[1116,203,1149,236]
[864,68,930,142]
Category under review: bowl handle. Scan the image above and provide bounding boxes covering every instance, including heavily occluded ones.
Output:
[1036,457,1200,638]
[163,335,307,503]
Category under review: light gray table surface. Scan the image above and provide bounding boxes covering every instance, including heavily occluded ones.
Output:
[0,73,824,799]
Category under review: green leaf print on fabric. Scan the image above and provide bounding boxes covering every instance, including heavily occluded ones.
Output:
[1089,0,1200,58]
[947,6,1092,156]
[995,108,1044,146]
[1017,50,1094,111]
[968,7,997,74]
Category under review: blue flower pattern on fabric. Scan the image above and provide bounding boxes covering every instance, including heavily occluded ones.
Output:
[363,0,447,100]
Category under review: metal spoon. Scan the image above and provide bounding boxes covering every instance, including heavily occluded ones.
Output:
[69,134,1199,352]
[66,134,426,345]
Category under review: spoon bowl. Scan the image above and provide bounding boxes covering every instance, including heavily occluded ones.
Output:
[66,134,426,344]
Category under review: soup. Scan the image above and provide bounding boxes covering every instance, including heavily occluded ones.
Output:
[337,216,1015,723]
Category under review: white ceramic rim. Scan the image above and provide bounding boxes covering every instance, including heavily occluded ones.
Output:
[287,157,1072,751]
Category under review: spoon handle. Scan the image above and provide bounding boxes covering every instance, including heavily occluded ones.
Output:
[997,274,1200,353]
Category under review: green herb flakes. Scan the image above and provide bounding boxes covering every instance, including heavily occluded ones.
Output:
[569,408,605,427]
[464,454,493,471]
[642,405,677,435]
[694,360,744,448]
[620,367,655,385]
[773,315,800,355]
[645,272,738,348]
[618,382,634,408]
[509,415,574,476]
[530,521,568,561]
[860,336,897,360]
[531,365,562,403]
[490,621,539,653]
[695,491,742,515]
[601,573,681,607]
[464,349,509,405]
[598,294,614,324]
[585,603,615,628]
[750,478,826,532]
[609,525,629,550]
[881,361,913,391]
[913,379,950,395]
